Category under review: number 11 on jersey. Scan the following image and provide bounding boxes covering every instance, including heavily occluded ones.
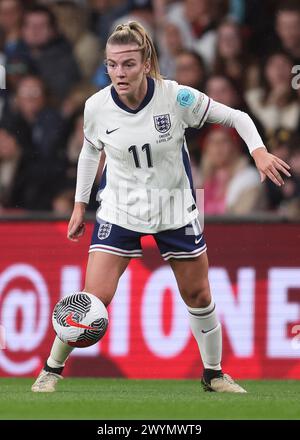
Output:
[128,144,153,168]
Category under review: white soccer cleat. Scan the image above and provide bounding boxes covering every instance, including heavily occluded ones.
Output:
[201,373,247,393]
[31,369,63,393]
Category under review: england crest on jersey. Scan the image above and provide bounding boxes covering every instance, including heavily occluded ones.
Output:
[98,222,112,240]
[154,114,171,133]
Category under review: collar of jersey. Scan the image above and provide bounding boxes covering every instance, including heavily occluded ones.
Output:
[111,77,155,114]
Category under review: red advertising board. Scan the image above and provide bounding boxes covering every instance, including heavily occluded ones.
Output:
[0,221,300,379]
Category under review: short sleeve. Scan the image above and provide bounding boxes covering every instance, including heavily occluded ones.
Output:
[83,101,104,151]
[173,84,211,129]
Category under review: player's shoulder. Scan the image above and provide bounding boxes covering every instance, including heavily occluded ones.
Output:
[156,79,204,110]
[85,85,112,112]
[155,78,180,96]
[159,78,200,93]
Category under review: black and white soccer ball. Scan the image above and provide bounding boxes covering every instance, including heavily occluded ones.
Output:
[52,292,109,347]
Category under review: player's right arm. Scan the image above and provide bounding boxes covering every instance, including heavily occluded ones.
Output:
[68,100,103,242]
[68,201,87,242]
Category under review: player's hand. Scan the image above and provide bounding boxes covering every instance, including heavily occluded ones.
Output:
[67,202,86,242]
[251,147,291,186]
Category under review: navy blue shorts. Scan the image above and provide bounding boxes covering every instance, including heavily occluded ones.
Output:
[90,218,207,261]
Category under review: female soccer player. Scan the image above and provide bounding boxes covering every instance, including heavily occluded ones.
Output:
[32,21,290,393]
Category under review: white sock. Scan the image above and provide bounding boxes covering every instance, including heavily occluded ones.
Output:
[47,336,74,369]
[187,300,222,370]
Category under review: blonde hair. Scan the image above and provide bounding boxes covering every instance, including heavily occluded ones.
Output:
[106,21,162,80]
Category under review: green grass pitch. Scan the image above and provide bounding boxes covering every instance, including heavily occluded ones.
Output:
[0,378,299,420]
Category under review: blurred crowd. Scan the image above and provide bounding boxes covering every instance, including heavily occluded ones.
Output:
[0,0,300,219]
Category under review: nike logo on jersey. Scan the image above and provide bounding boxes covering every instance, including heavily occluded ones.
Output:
[65,312,98,331]
[195,236,202,244]
[106,128,120,134]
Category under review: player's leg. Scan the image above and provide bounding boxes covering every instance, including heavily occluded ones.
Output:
[168,252,222,372]
[32,252,130,392]
[169,253,246,393]
[32,218,142,392]
[84,251,130,305]
[155,221,246,393]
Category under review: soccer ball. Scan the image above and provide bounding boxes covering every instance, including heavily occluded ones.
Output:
[52,292,109,347]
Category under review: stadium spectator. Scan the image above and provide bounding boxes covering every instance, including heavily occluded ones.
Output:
[245,51,300,133]
[264,129,300,219]
[53,109,102,214]
[205,74,266,139]
[175,50,206,91]
[203,74,254,153]
[284,145,300,218]
[206,74,243,108]
[64,111,84,184]
[166,0,218,67]
[174,50,207,166]
[111,1,155,40]
[0,127,21,209]
[158,21,185,79]
[242,0,278,58]
[200,125,263,215]
[52,187,75,215]
[51,1,102,80]
[0,93,4,121]
[0,75,67,210]
[60,81,98,120]
[228,0,246,23]
[0,0,35,94]
[0,0,23,57]
[213,19,259,91]
[275,0,300,64]
[4,51,34,94]
[19,4,81,102]
[88,0,132,44]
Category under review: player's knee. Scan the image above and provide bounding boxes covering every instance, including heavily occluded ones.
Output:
[82,287,113,307]
[182,284,211,308]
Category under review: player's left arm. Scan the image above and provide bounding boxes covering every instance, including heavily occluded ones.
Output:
[206,100,291,187]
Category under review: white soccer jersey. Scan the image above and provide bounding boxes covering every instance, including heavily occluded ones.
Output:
[80,77,264,233]
[83,78,210,233]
